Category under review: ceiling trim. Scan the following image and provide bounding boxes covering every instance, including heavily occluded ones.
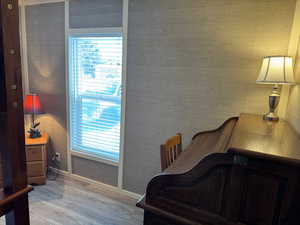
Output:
[24,0,65,6]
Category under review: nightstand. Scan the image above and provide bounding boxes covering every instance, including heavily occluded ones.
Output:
[25,132,49,185]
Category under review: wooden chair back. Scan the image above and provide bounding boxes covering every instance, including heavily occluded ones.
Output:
[160,133,182,171]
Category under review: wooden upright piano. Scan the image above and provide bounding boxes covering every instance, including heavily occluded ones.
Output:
[137,114,300,225]
[0,0,32,224]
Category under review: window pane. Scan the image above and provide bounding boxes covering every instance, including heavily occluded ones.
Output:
[69,35,122,162]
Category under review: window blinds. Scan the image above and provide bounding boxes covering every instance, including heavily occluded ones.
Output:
[69,35,123,162]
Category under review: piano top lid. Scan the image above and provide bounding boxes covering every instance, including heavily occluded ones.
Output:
[228,113,300,165]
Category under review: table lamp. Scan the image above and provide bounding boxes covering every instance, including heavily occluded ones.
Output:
[256,56,295,121]
[24,93,44,138]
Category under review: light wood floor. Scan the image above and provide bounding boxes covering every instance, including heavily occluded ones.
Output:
[0,175,143,225]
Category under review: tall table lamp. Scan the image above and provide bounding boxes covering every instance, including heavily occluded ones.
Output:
[24,93,44,138]
[257,56,295,121]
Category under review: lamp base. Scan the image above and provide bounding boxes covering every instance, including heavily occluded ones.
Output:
[263,112,279,121]
[28,129,42,139]
[263,84,280,122]
[28,114,42,138]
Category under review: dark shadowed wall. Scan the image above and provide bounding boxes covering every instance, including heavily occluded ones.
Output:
[26,0,122,186]
[287,0,300,134]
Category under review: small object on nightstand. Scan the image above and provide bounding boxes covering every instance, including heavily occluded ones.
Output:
[25,132,49,185]
[24,93,45,138]
[256,56,296,121]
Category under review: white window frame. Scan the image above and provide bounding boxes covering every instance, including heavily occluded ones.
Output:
[66,27,124,167]
[65,0,129,189]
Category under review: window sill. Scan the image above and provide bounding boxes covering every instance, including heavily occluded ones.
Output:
[71,150,119,167]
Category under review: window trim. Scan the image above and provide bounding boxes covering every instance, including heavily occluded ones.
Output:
[69,27,123,36]
[68,30,124,165]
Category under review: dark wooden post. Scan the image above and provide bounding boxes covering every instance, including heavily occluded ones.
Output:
[0,0,32,224]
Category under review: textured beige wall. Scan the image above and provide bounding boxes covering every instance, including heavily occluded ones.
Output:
[123,0,296,194]
[69,0,122,28]
[287,0,300,133]
[25,0,297,194]
[26,3,68,170]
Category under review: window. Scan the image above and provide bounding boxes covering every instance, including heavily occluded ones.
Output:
[69,34,123,162]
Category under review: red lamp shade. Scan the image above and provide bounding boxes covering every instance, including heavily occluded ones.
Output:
[24,94,44,115]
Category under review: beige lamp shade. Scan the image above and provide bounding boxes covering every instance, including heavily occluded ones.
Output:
[256,56,295,85]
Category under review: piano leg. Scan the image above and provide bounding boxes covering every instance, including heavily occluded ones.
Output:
[5,195,30,225]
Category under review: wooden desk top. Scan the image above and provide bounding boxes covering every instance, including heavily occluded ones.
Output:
[229,113,300,165]
[25,133,49,146]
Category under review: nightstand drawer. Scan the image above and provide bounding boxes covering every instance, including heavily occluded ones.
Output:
[27,161,45,177]
[26,145,43,161]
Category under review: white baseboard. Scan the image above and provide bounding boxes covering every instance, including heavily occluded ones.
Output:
[49,167,142,200]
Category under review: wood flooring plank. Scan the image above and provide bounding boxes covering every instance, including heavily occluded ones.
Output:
[0,175,143,225]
